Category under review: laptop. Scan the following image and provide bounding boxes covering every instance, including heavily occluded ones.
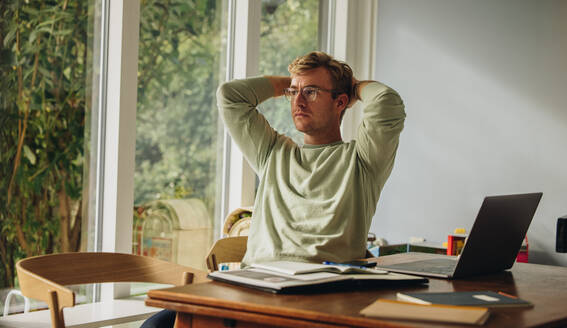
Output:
[375,192,543,279]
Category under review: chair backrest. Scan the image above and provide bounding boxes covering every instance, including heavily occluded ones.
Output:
[205,236,248,271]
[16,252,208,328]
[204,236,375,271]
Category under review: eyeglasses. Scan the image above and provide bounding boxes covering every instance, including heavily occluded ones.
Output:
[283,86,337,102]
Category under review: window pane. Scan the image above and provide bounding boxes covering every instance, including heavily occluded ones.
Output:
[134,0,227,270]
[258,0,320,144]
[0,0,95,313]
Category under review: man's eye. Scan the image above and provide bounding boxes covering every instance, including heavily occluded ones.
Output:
[288,89,299,96]
[304,89,317,97]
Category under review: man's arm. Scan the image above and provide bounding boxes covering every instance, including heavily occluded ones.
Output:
[216,77,280,173]
[353,79,406,187]
[264,76,291,98]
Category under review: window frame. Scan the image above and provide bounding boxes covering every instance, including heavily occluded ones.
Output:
[95,0,140,300]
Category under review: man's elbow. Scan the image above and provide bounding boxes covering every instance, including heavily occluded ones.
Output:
[216,81,231,103]
[217,81,243,113]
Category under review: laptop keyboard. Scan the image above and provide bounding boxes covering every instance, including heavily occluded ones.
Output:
[380,259,457,275]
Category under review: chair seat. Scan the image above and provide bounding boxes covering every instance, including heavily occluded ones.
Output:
[0,300,159,328]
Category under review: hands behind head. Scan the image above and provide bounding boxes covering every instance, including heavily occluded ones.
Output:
[347,77,360,108]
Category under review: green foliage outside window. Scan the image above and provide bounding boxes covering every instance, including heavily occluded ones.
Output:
[259,0,319,144]
[134,0,224,208]
[0,1,88,289]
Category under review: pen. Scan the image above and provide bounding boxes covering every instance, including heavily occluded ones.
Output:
[498,291,518,299]
[322,261,372,270]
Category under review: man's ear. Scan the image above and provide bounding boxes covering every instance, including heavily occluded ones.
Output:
[335,93,349,112]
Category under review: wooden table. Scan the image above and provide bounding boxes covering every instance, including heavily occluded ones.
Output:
[146,254,567,328]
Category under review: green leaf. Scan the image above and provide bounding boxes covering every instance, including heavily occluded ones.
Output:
[37,26,54,34]
[29,30,38,44]
[3,28,17,48]
[36,20,56,28]
[53,29,73,36]
[23,145,36,165]
[21,7,39,16]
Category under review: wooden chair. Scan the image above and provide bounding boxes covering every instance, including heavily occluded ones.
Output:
[204,236,374,271]
[16,252,208,328]
[205,236,248,271]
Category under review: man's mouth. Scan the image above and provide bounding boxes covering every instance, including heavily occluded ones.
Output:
[294,111,309,118]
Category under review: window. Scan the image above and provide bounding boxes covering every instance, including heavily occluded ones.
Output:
[258,0,320,145]
[133,0,228,271]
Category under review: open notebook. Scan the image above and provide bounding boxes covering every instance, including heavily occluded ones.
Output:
[208,260,428,293]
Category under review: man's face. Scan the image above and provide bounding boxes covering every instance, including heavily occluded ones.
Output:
[289,67,345,144]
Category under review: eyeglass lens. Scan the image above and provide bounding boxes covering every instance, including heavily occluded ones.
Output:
[284,87,319,102]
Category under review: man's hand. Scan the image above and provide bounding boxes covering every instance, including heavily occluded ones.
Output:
[347,77,360,108]
[348,78,374,108]
[265,76,291,97]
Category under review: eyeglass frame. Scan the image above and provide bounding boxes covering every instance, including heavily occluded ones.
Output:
[283,86,344,102]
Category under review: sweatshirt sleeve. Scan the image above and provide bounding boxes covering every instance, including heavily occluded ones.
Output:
[216,76,279,173]
[355,82,406,187]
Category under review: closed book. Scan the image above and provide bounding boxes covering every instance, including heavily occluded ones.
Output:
[360,299,490,325]
[397,291,532,308]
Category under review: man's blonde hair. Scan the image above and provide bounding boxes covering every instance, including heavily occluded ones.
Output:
[288,51,354,101]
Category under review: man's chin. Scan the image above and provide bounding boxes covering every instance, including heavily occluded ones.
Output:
[293,122,309,133]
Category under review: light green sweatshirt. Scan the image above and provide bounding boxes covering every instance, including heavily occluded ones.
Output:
[217,77,405,266]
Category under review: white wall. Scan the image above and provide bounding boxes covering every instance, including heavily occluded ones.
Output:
[371,0,567,266]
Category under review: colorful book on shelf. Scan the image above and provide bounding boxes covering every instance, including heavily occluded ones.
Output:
[360,299,490,325]
[447,234,466,255]
[397,290,532,308]
[207,261,428,294]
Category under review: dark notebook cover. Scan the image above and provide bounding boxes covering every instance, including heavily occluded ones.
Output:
[397,291,532,308]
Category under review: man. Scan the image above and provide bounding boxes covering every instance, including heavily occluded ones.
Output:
[217,51,405,266]
[141,51,404,328]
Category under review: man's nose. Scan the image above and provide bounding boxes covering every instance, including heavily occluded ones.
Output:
[294,92,308,106]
